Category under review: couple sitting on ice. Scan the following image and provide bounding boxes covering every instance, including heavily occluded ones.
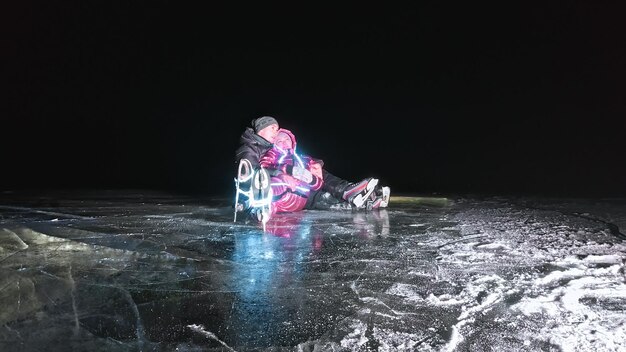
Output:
[234,116,390,223]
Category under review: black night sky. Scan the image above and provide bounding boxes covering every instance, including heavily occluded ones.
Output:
[5,3,626,197]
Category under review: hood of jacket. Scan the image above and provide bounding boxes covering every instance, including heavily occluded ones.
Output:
[277,128,297,152]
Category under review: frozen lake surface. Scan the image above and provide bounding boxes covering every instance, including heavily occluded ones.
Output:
[1,191,625,351]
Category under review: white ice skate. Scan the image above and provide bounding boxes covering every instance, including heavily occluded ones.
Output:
[234,159,273,229]
[346,178,379,209]
[365,186,391,210]
[249,167,273,230]
[234,159,254,222]
[380,186,391,208]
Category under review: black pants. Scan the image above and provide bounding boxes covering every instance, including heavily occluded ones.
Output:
[321,169,350,199]
[304,169,350,210]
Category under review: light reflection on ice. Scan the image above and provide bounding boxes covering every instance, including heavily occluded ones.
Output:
[1,193,626,350]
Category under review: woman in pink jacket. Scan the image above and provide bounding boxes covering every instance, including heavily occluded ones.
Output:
[260,129,324,214]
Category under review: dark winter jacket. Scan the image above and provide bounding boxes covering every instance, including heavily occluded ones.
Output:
[235,127,273,169]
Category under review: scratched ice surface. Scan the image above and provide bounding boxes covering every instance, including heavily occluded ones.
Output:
[1,191,625,351]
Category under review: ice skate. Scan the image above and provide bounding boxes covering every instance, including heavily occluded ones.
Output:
[249,167,273,229]
[379,186,390,208]
[342,178,379,209]
[234,159,273,228]
[365,186,391,210]
[234,158,254,222]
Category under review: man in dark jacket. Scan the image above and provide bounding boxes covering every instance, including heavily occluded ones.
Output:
[235,116,280,170]
[236,116,383,210]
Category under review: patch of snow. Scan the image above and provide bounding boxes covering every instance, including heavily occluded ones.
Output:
[340,320,369,349]
[475,242,510,250]
[425,293,464,306]
[513,259,626,351]
[583,254,623,265]
[385,283,421,298]
[372,327,433,351]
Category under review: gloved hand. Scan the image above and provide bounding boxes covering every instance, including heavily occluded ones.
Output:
[282,174,300,191]
[287,165,313,183]
[309,161,323,180]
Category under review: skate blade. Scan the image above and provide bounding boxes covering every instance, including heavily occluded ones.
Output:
[380,186,391,208]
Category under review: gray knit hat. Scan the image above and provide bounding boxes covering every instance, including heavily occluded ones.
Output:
[251,116,278,133]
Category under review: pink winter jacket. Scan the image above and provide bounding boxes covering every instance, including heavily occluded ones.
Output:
[260,129,323,213]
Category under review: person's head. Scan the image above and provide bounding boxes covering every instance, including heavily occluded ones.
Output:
[274,129,296,151]
[252,116,279,143]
